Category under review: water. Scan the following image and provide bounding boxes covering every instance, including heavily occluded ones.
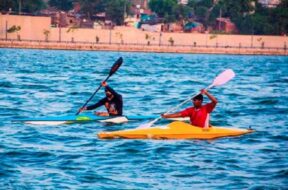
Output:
[0,48,287,189]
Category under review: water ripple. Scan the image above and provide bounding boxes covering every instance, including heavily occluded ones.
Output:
[0,49,287,189]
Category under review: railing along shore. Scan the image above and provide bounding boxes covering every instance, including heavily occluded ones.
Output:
[0,38,287,56]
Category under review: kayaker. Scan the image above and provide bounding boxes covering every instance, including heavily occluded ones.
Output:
[78,81,123,116]
[161,89,217,128]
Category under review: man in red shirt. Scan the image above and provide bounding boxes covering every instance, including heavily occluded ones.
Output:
[161,89,217,128]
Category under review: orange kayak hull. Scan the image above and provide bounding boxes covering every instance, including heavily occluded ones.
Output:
[98,121,254,140]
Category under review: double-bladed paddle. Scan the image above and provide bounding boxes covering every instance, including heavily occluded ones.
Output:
[76,57,123,115]
[138,69,236,128]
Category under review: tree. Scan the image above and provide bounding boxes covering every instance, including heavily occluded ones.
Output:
[168,37,174,46]
[43,29,50,41]
[174,4,192,22]
[0,0,46,13]
[145,33,155,45]
[22,0,46,13]
[7,25,21,40]
[149,0,178,23]
[187,0,216,28]
[273,0,288,35]
[229,0,288,35]
[0,0,17,12]
[48,0,73,11]
[116,32,124,44]
[66,24,79,42]
[105,0,129,25]
[79,0,105,19]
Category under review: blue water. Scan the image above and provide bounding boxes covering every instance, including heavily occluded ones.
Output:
[0,48,287,189]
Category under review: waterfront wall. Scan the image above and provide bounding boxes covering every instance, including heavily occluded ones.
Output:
[0,15,287,55]
[0,15,50,40]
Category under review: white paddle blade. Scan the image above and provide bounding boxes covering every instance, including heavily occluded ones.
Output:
[212,69,235,87]
[99,116,128,124]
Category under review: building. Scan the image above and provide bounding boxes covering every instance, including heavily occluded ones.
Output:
[130,0,148,9]
[215,18,237,33]
[178,0,188,5]
[258,0,281,8]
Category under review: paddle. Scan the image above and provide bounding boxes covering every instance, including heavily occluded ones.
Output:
[138,69,235,128]
[76,57,123,115]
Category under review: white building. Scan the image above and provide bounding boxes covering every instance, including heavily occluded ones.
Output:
[178,0,188,5]
[258,0,281,8]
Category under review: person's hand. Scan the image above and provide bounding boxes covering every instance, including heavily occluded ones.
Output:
[95,111,109,116]
[101,81,107,87]
[79,107,87,113]
[200,89,208,95]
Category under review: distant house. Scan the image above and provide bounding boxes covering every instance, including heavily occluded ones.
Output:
[184,22,204,33]
[162,23,183,32]
[80,19,94,28]
[178,0,188,5]
[130,0,151,19]
[215,18,237,33]
[130,0,149,9]
[140,13,161,24]
[140,24,162,32]
[137,13,163,31]
[258,0,281,8]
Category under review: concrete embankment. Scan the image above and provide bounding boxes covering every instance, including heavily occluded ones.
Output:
[0,15,287,55]
[0,39,287,55]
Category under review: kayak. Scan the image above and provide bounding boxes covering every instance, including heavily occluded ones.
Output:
[15,113,189,125]
[98,121,254,140]
[14,113,157,125]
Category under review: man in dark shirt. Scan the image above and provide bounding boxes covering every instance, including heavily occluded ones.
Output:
[78,81,123,116]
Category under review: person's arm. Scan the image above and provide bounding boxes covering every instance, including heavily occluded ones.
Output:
[86,98,106,110]
[161,112,182,119]
[162,107,192,119]
[201,89,217,106]
[105,85,122,99]
[102,82,122,99]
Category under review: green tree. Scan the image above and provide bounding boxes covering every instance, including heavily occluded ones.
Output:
[273,0,288,35]
[7,25,21,40]
[79,0,105,19]
[174,4,192,21]
[7,25,21,33]
[187,0,216,28]
[149,0,178,23]
[105,0,130,25]
[0,0,46,13]
[0,0,17,12]
[23,0,46,13]
[43,29,50,41]
[48,0,73,11]
[232,1,282,35]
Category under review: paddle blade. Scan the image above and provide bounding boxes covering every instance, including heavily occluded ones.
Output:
[109,57,123,76]
[211,69,235,87]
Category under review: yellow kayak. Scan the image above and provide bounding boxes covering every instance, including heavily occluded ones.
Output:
[98,121,254,140]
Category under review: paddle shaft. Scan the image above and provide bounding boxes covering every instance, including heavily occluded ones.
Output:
[138,69,235,128]
[148,86,214,126]
[76,57,123,115]
[76,75,112,115]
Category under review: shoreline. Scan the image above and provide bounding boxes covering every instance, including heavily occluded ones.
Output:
[1,39,287,56]
[1,15,288,56]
